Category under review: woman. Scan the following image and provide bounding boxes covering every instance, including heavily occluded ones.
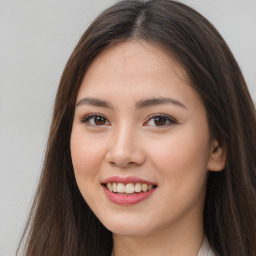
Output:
[18,0,256,255]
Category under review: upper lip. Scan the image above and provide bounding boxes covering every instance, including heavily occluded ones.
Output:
[101,176,157,185]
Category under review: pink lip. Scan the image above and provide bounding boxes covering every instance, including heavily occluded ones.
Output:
[102,185,156,205]
[101,176,157,206]
[101,176,156,185]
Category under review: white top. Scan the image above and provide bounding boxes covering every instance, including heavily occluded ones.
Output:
[111,237,216,256]
[197,237,216,256]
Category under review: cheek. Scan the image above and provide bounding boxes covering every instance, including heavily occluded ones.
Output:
[149,124,211,185]
[146,126,210,222]
[70,128,109,211]
[70,128,108,197]
[71,128,103,172]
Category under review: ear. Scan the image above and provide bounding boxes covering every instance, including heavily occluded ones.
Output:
[207,138,226,172]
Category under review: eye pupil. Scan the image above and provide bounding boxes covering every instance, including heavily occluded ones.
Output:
[94,116,106,125]
[154,117,166,126]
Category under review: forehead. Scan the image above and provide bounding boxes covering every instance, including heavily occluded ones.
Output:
[87,40,188,82]
[78,40,191,97]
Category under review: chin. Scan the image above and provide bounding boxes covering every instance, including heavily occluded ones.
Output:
[100,214,154,237]
[108,225,152,237]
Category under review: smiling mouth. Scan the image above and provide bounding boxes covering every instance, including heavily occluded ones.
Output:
[103,182,157,194]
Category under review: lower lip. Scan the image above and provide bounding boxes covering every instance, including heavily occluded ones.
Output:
[102,185,156,205]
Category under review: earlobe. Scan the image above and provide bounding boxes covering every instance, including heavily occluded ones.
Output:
[207,139,226,172]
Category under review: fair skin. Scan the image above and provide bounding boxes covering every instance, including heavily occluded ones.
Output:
[70,40,225,256]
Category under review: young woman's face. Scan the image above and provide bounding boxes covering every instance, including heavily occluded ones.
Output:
[71,40,219,237]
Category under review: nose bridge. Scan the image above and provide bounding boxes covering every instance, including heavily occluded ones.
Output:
[116,122,134,147]
[106,122,145,167]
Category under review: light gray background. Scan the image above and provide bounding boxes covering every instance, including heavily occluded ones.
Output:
[1,1,255,255]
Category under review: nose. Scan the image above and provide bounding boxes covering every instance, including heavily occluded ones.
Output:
[105,125,145,168]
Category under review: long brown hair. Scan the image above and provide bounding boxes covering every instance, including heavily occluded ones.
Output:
[18,1,256,255]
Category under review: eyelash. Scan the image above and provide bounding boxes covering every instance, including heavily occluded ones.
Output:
[80,113,110,126]
[144,113,177,127]
[80,113,177,127]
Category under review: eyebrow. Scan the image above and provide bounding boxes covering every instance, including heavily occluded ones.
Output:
[135,97,187,109]
[76,98,113,108]
[76,97,187,109]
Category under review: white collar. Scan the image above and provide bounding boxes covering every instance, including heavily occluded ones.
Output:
[197,237,216,256]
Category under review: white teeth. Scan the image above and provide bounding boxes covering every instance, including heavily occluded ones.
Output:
[125,183,135,194]
[106,183,113,192]
[141,184,148,192]
[112,183,117,192]
[117,183,126,193]
[148,184,153,190]
[134,183,142,192]
[105,182,155,193]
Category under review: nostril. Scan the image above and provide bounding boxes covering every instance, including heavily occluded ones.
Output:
[127,161,138,167]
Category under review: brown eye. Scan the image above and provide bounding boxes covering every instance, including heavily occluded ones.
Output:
[81,114,110,126]
[154,116,167,126]
[145,114,176,127]
[94,116,107,125]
